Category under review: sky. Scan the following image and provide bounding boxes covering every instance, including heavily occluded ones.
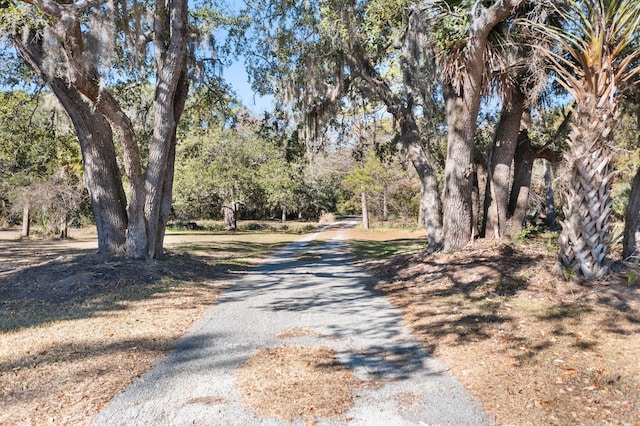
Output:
[221,0,274,115]
[224,60,274,114]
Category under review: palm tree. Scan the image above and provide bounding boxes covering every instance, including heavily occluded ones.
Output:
[536,0,640,279]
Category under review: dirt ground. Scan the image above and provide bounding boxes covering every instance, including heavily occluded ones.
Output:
[1,226,639,425]
[0,227,275,426]
[345,229,640,425]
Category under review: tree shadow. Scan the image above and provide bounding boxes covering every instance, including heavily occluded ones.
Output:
[0,239,280,333]
[363,239,640,369]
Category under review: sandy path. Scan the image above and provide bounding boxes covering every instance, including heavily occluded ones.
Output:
[91,223,492,425]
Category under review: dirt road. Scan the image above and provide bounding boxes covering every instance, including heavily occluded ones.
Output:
[91,223,492,425]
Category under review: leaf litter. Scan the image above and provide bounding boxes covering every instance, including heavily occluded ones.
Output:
[236,345,356,425]
[353,236,640,426]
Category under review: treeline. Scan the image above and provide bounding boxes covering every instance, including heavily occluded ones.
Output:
[0,91,422,232]
[2,0,640,281]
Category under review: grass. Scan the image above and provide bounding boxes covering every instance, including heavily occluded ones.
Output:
[0,228,304,426]
[344,228,427,259]
[348,238,426,259]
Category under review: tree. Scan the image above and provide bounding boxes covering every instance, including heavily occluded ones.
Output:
[430,0,526,251]
[174,126,266,229]
[258,148,302,223]
[343,152,384,229]
[483,83,526,239]
[0,90,83,235]
[534,0,640,279]
[1,0,191,259]
[241,0,445,250]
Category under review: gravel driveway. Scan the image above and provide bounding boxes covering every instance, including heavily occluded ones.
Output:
[93,222,493,425]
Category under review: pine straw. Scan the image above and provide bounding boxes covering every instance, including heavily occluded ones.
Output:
[274,327,334,340]
[236,345,355,425]
[358,239,640,425]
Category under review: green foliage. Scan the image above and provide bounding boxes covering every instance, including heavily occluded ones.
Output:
[430,1,472,51]
[514,225,539,243]
[347,238,426,260]
[341,150,419,220]
[173,126,263,219]
[611,181,631,220]
[0,90,83,225]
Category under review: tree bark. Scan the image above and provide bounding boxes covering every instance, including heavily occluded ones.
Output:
[508,130,535,236]
[144,0,190,258]
[21,205,30,237]
[153,68,190,259]
[223,201,238,231]
[60,215,68,239]
[440,0,526,252]
[623,167,640,259]
[417,186,425,228]
[442,82,477,251]
[556,93,616,280]
[361,191,369,229]
[483,84,525,240]
[383,185,388,221]
[402,117,443,251]
[11,31,128,255]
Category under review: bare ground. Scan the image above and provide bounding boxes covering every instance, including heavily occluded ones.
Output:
[2,227,639,425]
[0,228,282,426]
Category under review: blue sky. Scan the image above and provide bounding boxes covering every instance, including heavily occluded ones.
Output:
[224,59,274,114]
[221,0,274,115]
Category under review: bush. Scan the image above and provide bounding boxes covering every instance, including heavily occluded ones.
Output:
[240,222,271,231]
[318,212,336,224]
[300,224,317,233]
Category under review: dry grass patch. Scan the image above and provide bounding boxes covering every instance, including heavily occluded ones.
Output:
[0,229,291,426]
[0,254,230,426]
[354,238,640,425]
[275,327,333,340]
[236,345,355,425]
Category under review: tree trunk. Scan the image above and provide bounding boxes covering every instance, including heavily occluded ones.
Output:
[544,160,558,231]
[472,169,480,239]
[153,69,190,259]
[508,130,535,236]
[60,215,69,239]
[442,83,478,251]
[383,186,389,221]
[623,167,640,259]
[11,31,128,255]
[223,204,237,231]
[21,205,30,237]
[440,0,525,252]
[556,94,616,280]
[401,116,443,251]
[143,0,190,258]
[417,186,425,228]
[483,84,525,240]
[361,191,369,229]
